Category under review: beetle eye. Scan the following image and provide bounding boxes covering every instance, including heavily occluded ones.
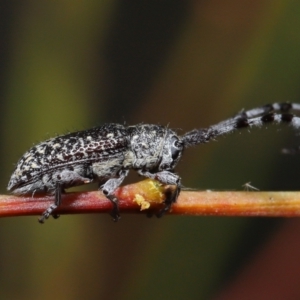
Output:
[171,137,183,160]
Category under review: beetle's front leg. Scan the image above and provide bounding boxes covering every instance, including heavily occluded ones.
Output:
[138,170,181,217]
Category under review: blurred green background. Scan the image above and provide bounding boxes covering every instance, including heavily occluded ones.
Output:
[1,1,300,299]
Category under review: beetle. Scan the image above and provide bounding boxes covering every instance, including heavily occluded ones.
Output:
[8,102,300,223]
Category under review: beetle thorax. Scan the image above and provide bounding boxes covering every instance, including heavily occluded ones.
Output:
[124,124,183,171]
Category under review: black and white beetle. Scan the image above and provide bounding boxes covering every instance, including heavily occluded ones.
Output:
[7,102,300,223]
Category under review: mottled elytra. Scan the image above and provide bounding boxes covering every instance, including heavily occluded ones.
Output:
[7,103,300,223]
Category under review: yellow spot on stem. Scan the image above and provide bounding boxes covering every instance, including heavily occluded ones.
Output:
[133,194,150,211]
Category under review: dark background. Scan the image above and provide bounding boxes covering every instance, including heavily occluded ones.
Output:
[1,1,300,299]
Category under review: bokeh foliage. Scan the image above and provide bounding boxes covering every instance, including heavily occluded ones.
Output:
[1,1,300,299]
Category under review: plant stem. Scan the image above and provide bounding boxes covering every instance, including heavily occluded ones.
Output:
[1,179,300,219]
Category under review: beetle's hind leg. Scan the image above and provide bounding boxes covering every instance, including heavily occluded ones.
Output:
[38,182,64,223]
[38,170,92,223]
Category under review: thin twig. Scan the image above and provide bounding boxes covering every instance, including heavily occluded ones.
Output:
[1,179,300,219]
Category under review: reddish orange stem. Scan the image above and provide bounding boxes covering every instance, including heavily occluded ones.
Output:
[1,179,300,219]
